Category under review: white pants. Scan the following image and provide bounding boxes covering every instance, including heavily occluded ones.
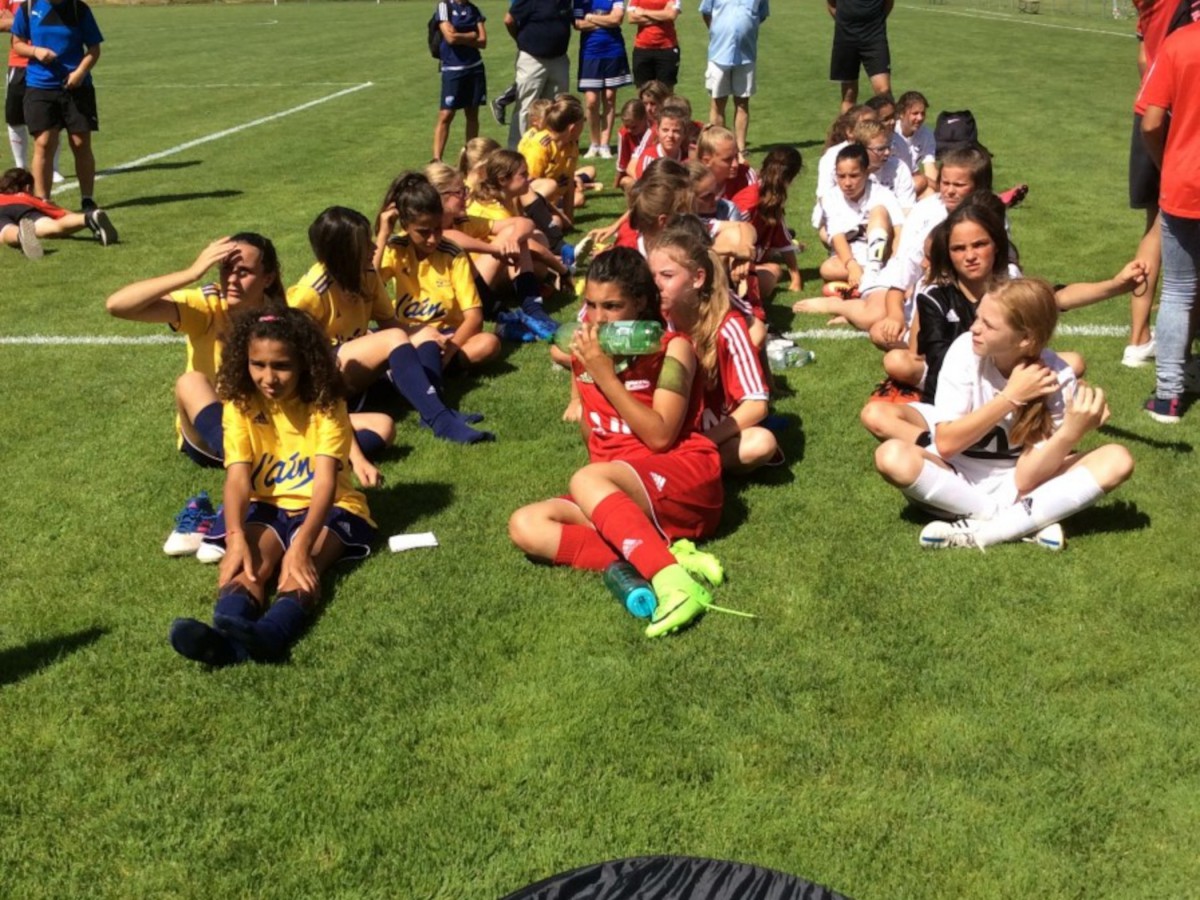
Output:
[507,51,569,148]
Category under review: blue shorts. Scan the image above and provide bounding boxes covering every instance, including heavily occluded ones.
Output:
[204,502,376,561]
[578,54,633,92]
[440,66,487,110]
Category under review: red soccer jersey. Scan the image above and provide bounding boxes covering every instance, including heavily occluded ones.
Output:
[7,0,28,69]
[617,125,649,173]
[720,166,760,218]
[630,140,683,180]
[0,191,68,218]
[699,311,769,430]
[629,0,680,49]
[574,330,709,463]
[1138,22,1200,217]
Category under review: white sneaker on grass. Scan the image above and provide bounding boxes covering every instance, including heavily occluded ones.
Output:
[195,542,226,564]
[919,519,981,550]
[1122,338,1155,368]
[163,492,216,556]
[1022,522,1065,551]
[18,218,43,260]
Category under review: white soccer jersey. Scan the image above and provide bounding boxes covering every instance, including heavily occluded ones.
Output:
[874,155,917,210]
[820,181,906,244]
[894,123,936,173]
[815,141,848,201]
[934,333,1075,465]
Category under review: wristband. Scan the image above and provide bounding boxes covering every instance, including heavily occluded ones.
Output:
[998,391,1025,409]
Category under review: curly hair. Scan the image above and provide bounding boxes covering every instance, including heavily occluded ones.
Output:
[650,215,732,385]
[308,206,373,299]
[216,304,343,415]
[585,247,662,323]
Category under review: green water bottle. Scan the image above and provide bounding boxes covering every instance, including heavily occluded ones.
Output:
[553,321,664,356]
[602,561,657,619]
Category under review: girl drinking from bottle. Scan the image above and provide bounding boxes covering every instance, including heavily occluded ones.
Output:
[168,306,376,666]
[290,205,492,445]
[872,278,1133,551]
[649,216,777,472]
[508,247,726,638]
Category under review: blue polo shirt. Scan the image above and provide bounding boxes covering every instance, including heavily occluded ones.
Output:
[698,0,768,66]
[437,0,486,71]
[12,0,103,90]
[574,0,627,59]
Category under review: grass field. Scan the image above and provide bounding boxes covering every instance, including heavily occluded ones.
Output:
[3,2,1199,898]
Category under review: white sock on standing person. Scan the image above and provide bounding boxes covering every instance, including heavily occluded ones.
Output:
[972,467,1104,548]
[8,125,27,169]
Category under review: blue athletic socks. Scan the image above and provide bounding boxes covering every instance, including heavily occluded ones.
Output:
[193,401,224,459]
[387,344,492,443]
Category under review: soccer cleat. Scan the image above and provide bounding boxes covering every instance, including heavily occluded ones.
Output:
[1144,394,1182,424]
[669,539,725,588]
[169,618,248,666]
[196,542,226,564]
[869,377,921,404]
[163,492,217,556]
[646,564,713,638]
[560,242,576,269]
[1022,522,1065,551]
[84,208,118,246]
[516,307,560,342]
[17,218,43,260]
[80,197,98,212]
[572,233,597,267]
[998,183,1029,208]
[919,519,982,550]
[1121,339,1156,368]
[490,83,517,125]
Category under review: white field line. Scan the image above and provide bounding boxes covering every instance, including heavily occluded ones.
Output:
[98,82,365,89]
[0,324,1127,347]
[54,81,374,194]
[900,4,1135,37]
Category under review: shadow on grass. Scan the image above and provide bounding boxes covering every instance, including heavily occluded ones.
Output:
[1066,499,1151,538]
[370,480,455,535]
[101,160,202,176]
[106,189,243,210]
[0,626,107,687]
[1100,423,1193,453]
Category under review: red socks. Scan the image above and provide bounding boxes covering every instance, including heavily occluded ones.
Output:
[589,492,675,580]
[554,524,619,571]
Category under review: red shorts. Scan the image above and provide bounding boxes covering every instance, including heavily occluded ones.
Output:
[621,445,724,540]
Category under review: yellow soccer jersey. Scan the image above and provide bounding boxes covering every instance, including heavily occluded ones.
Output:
[547,139,579,187]
[223,395,373,524]
[287,262,395,348]
[170,283,230,382]
[466,196,514,222]
[520,128,557,180]
[378,234,481,331]
[453,214,493,241]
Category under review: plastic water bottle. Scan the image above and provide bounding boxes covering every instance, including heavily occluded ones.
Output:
[554,321,664,355]
[766,338,815,371]
[602,561,657,619]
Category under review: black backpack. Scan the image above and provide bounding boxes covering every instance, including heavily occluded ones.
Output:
[934,109,979,158]
[427,8,443,59]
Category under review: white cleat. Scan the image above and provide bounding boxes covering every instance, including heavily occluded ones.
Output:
[919,519,982,550]
[1022,522,1065,551]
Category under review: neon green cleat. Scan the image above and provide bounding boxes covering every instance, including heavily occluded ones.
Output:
[669,539,725,587]
[645,564,712,638]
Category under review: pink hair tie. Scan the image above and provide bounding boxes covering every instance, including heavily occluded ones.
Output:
[258,315,279,322]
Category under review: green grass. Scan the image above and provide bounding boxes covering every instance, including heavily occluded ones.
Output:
[2,3,1198,898]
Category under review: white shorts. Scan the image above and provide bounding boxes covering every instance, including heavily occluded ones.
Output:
[705,61,756,99]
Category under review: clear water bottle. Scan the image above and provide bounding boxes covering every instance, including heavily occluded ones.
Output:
[554,321,664,355]
[602,561,657,619]
[766,338,815,371]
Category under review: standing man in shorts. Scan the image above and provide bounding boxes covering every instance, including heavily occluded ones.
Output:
[699,0,769,161]
[827,0,892,113]
[10,0,103,206]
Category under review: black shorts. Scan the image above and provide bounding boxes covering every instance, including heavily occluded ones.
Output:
[23,83,99,135]
[0,203,47,231]
[1129,112,1161,211]
[830,24,891,82]
[632,47,680,88]
[5,66,27,127]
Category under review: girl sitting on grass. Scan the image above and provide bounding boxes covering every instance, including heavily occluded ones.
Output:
[290,205,492,445]
[649,217,778,473]
[169,306,376,666]
[374,171,502,367]
[508,247,727,638]
[872,278,1134,551]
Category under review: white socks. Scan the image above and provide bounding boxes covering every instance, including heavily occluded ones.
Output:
[865,227,888,275]
[8,125,26,169]
[973,467,1103,548]
[903,460,997,519]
